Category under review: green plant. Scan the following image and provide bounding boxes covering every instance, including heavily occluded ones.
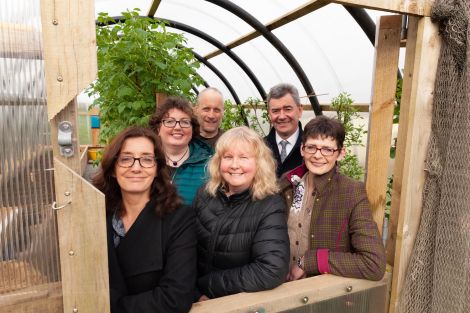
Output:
[89,9,203,143]
[331,92,367,180]
[220,98,270,136]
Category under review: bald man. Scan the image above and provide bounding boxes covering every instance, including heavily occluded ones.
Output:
[194,87,225,148]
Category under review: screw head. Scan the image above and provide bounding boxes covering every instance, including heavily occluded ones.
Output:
[302,296,309,304]
[68,250,75,256]
[346,286,353,292]
[52,19,58,25]
[64,191,71,196]
[57,75,63,82]
[72,308,78,313]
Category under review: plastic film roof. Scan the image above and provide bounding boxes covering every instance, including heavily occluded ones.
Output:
[94,0,398,106]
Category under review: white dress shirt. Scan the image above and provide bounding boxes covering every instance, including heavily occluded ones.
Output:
[275,127,300,159]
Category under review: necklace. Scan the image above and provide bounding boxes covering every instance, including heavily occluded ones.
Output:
[166,147,189,167]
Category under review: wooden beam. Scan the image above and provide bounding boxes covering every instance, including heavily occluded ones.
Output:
[331,0,432,16]
[147,0,162,18]
[365,15,402,235]
[205,0,329,59]
[54,159,109,313]
[40,0,97,120]
[388,16,440,313]
[190,273,390,313]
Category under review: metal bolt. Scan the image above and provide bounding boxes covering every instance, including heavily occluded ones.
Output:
[57,75,63,82]
[68,250,75,256]
[64,191,71,196]
[72,308,78,313]
[346,286,353,292]
[302,296,309,304]
[52,19,58,25]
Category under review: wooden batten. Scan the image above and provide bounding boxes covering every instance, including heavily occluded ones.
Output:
[40,0,97,121]
[365,15,402,235]
[331,0,432,16]
[388,16,440,313]
[53,159,109,313]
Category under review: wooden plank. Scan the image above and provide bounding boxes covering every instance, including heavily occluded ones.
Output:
[50,99,81,175]
[365,15,402,235]
[388,16,439,313]
[190,273,390,313]
[205,0,329,59]
[40,0,97,121]
[331,0,432,16]
[53,159,109,313]
[147,0,162,17]
[0,23,41,59]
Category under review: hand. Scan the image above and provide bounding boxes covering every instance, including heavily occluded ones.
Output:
[198,295,210,302]
[287,264,306,281]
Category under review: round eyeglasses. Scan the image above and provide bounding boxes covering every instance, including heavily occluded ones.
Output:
[161,118,192,128]
[302,145,339,156]
[117,156,156,168]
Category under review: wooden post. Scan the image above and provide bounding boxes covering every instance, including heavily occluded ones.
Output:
[53,159,109,313]
[365,15,402,234]
[40,0,109,312]
[388,16,440,313]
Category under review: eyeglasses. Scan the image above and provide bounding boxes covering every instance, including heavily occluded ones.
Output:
[302,145,339,156]
[116,156,157,168]
[161,118,192,128]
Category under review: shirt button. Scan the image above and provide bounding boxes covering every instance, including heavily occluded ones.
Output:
[316,198,320,202]
[295,241,299,245]
[298,223,302,228]
[311,234,315,238]
[293,256,296,261]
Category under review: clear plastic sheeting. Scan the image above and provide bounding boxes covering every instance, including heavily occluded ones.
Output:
[0,0,61,305]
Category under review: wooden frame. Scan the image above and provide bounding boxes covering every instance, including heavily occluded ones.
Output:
[34,0,438,313]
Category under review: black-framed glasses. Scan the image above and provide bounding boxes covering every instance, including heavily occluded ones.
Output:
[116,156,157,168]
[161,118,192,128]
[302,145,339,156]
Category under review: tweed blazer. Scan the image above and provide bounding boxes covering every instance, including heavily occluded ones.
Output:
[280,164,386,281]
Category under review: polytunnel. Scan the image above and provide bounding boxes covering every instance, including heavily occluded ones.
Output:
[2,1,469,313]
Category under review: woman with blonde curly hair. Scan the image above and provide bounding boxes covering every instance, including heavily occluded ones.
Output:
[194,126,290,300]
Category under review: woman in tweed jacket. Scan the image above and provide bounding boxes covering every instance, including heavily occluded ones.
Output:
[280,116,386,281]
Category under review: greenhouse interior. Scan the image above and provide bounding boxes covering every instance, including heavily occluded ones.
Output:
[1,0,469,312]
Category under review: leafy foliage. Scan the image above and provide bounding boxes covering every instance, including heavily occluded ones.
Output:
[331,92,367,180]
[89,9,203,143]
[220,98,270,136]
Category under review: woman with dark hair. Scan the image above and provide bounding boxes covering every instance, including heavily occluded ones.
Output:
[149,96,213,205]
[93,126,196,313]
[280,116,385,282]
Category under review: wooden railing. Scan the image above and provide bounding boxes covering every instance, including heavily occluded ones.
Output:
[190,272,391,313]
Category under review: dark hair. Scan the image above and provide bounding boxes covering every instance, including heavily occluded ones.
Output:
[92,127,182,217]
[303,116,345,149]
[267,83,301,106]
[148,96,199,138]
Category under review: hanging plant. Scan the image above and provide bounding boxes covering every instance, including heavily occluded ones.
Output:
[88,9,204,143]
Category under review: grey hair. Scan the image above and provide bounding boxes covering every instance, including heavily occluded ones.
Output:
[267,83,301,106]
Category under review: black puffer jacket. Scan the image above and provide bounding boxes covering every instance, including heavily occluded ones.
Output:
[194,187,290,298]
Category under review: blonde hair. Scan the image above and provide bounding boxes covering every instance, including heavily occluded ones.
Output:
[206,126,279,200]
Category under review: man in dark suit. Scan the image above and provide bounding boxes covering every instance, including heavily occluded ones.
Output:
[265,83,304,177]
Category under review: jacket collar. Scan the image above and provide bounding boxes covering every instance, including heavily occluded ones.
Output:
[285,164,337,194]
[217,186,251,203]
[182,138,214,165]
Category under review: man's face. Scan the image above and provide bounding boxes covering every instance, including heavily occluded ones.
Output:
[196,91,224,138]
[268,93,303,139]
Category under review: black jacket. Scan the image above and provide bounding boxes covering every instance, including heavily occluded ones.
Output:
[107,200,197,313]
[194,187,290,298]
[264,123,303,177]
